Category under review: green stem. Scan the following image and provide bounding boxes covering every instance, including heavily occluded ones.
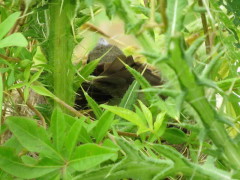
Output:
[48,0,76,111]
[105,0,240,170]
[168,38,240,169]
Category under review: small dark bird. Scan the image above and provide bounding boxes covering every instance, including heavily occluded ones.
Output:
[75,39,162,109]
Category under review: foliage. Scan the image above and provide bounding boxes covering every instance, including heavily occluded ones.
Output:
[0,0,240,179]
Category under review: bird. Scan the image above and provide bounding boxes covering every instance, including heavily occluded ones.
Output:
[75,39,162,109]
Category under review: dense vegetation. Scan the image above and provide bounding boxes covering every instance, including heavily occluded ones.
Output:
[0,0,240,179]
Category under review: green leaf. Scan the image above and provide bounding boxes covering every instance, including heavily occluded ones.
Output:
[154,112,166,136]
[79,125,93,143]
[50,108,66,152]
[31,85,54,98]
[23,66,31,81]
[69,144,117,171]
[2,136,24,154]
[93,110,115,143]
[21,155,38,165]
[0,67,9,73]
[76,58,101,85]
[217,77,240,91]
[8,82,28,90]
[101,104,146,129]
[33,46,47,64]
[7,69,15,86]
[116,138,143,160]
[119,80,140,109]
[0,147,60,179]
[23,86,29,102]
[29,68,44,84]
[37,171,60,180]
[0,12,21,40]
[167,0,188,37]
[83,90,103,119]
[162,128,187,144]
[138,100,153,130]
[151,143,231,179]
[185,36,205,58]
[64,114,92,143]
[0,33,28,48]
[6,117,63,161]
[64,117,83,159]
[123,62,154,103]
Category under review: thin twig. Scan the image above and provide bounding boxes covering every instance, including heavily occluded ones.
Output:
[117,131,138,138]
[0,54,20,62]
[81,23,126,47]
[17,88,46,128]
[159,0,168,33]
[198,0,211,54]
[53,96,85,118]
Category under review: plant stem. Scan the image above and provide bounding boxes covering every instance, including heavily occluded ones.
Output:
[159,0,168,32]
[48,0,76,112]
[198,0,211,54]
[17,88,46,128]
[0,54,20,62]
[168,38,240,169]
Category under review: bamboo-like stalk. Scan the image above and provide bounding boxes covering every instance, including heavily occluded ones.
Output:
[48,0,76,111]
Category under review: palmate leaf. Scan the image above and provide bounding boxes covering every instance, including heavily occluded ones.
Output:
[50,108,66,152]
[73,160,172,180]
[6,117,63,161]
[73,138,173,180]
[0,147,60,179]
[64,117,83,159]
[93,110,115,143]
[69,144,117,172]
[64,114,92,143]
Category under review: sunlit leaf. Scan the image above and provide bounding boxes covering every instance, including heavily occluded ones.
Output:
[0,147,60,179]
[64,117,83,159]
[101,104,146,129]
[69,144,117,171]
[31,85,54,98]
[0,12,21,40]
[93,110,115,143]
[0,33,28,48]
[29,68,44,84]
[50,108,66,152]
[154,112,166,136]
[138,100,153,130]
[6,117,62,161]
